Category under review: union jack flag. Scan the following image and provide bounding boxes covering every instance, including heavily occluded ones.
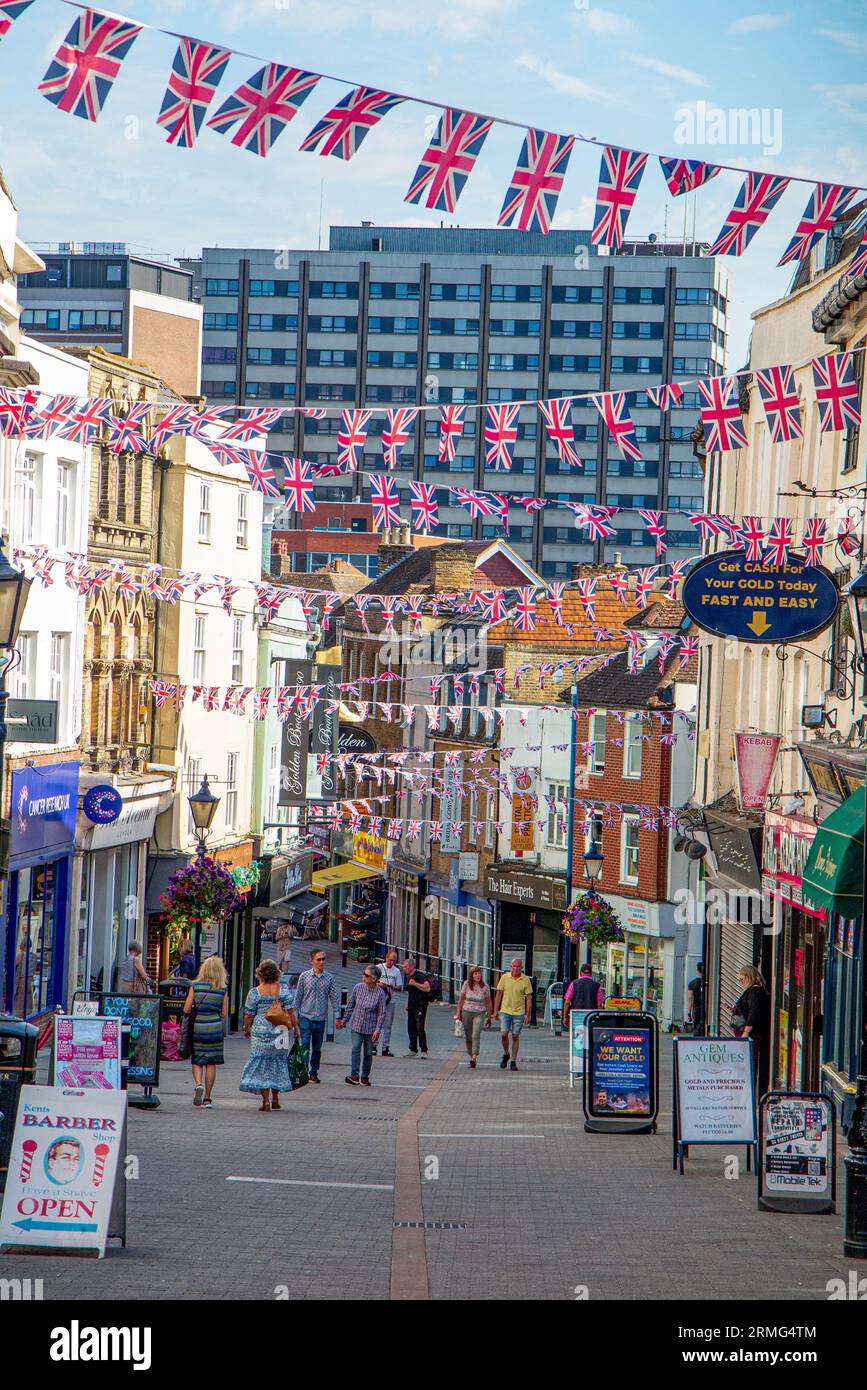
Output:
[665,558,690,600]
[0,387,36,436]
[303,407,327,420]
[707,172,790,257]
[538,397,580,467]
[337,408,372,470]
[498,128,574,234]
[546,582,565,625]
[812,352,862,433]
[283,457,317,514]
[755,364,803,443]
[405,108,492,212]
[207,63,320,156]
[484,403,520,470]
[300,84,402,159]
[837,515,861,557]
[206,440,255,470]
[0,0,34,41]
[608,568,630,603]
[39,8,141,121]
[381,407,418,470]
[590,145,648,250]
[157,38,230,148]
[658,155,720,196]
[368,474,402,530]
[764,518,794,567]
[698,376,747,452]
[592,391,642,462]
[511,493,547,516]
[635,565,658,609]
[686,511,731,542]
[437,404,466,463]
[655,632,677,674]
[638,509,667,557]
[23,393,76,438]
[451,488,501,521]
[256,585,285,621]
[678,635,698,669]
[778,183,858,266]
[570,503,619,541]
[644,383,683,411]
[576,577,598,622]
[150,403,199,451]
[848,229,867,281]
[476,590,507,623]
[220,407,283,443]
[105,402,151,453]
[739,516,767,564]
[57,396,112,443]
[186,405,234,438]
[801,517,827,566]
[243,453,280,497]
[408,480,439,533]
[514,588,537,631]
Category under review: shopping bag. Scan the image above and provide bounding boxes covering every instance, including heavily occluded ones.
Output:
[288,1039,310,1089]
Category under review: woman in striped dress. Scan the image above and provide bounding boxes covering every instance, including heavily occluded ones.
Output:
[183,955,229,1109]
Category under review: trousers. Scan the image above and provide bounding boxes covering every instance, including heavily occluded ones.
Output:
[407,999,429,1053]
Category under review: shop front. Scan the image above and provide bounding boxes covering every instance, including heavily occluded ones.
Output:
[590,896,681,1028]
[387,859,426,955]
[762,811,825,1093]
[310,826,388,944]
[3,761,79,1018]
[426,857,493,981]
[485,865,567,1002]
[702,805,771,1036]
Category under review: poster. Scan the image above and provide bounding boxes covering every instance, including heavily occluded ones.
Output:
[589,1026,652,1117]
[279,659,313,806]
[675,1037,756,1144]
[569,1009,591,1077]
[101,994,163,1087]
[0,1086,126,1256]
[733,732,782,810]
[53,1016,121,1090]
[761,1096,831,1198]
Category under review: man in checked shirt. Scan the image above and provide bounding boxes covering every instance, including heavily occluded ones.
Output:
[293,948,341,1083]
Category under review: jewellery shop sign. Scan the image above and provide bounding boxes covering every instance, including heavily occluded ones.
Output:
[762,812,823,917]
[681,552,839,644]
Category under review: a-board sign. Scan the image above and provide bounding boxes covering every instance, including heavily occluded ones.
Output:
[582,1012,658,1134]
[758,1091,836,1214]
[100,994,163,1087]
[672,1036,757,1176]
[681,551,839,644]
[52,1016,121,1090]
[0,1086,127,1257]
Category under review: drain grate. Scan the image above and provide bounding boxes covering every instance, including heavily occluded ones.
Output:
[393,1220,468,1231]
[355,1114,396,1121]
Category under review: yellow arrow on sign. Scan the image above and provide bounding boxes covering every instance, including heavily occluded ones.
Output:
[747,611,771,636]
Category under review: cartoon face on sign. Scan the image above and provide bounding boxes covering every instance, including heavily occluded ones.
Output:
[45,1138,84,1186]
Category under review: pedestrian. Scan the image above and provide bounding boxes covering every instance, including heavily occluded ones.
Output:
[455,965,492,1068]
[241,958,299,1111]
[337,964,386,1086]
[118,940,151,995]
[183,955,229,1108]
[173,941,197,981]
[687,961,705,1034]
[563,963,604,1025]
[376,947,404,1057]
[275,919,293,976]
[493,957,533,1072]
[402,959,432,1057]
[732,964,771,1099]
[293,947,340,1083]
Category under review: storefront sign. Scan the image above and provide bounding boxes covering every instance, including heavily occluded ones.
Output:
[205,842,253,872]
[86,794,159,851]
[758,1092,836,1214]
[458,852,479,881]
[734,732,782,811]
[6,698,59,744]
[705,815,762,893]
[583,1013,658,1133]
[100,994,163,1087]
[762,812,823,916]
[486,867,567,911]
[270,852,312,904]
[353,831,387,873]
[82,785,123,826]
[279,659,313,806]
[510,767,536,854]
[9,762,80,870]
[337,723,376,756]
[311,663,341,802]
[681,552,839,644]
[0,1085,126,1257]
[388,863,422,893]
[306,823,332,856]
[604,996,641,1011]
[673,1036,756,1146]
[53,1017,121,1090]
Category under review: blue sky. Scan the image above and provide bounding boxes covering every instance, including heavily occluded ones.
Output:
[1,0,866,362]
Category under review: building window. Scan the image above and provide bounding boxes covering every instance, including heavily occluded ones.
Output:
[623,715,643,779]
[225,753,239,832]
[546,782,568,848]
[49,633,68,709]
[468,791,478,845]
[55,460,74,547]
[231,617,244,684]
[584,812,603,858]
[236,491,248,548]
[198,483,212,542]
[14,453,38,542]
[588,711,606,774]
[621,816,640,885]
[193,614,207,684]
[12,632,35,699]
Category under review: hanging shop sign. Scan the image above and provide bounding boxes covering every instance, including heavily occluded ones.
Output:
[9,762,79,870]
[337,724,377,756]
[52,1017,121,1090]
[733,732,783,811]
[672,1036,757,1175]
[582,1011,658,1135]
[82,785,123,826]
[270,852,313,904]
[352,831,388,873]
[681,552,839,644]
[485,867,567,911]
[758,1091,836,1214]
[279,659,313,806]
[311,662,341,802]
[762,811,823,916]
[510,767,537,854]
[5,698,59,745]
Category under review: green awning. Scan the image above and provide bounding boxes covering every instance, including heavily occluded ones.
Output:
[802,787,865,916]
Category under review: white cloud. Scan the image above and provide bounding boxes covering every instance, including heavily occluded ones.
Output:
[574,8,633,36]
[817,28,867,55]
[624,54,707,88]
[515,52,612,103]
[813,83,867,122]
[728,13,792,34]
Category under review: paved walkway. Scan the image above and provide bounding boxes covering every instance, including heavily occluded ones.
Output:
[0,942,856,1301]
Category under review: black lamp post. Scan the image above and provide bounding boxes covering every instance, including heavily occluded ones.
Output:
[0,544,33,912]
[188,775,220,861]
[583,844,604,895]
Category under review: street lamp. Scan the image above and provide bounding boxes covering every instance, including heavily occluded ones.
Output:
[583,844,604,892]
[845,570,867,670]
[188,775,220,861]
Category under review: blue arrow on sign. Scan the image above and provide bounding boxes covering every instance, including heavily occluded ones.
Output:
[13,1217,98,1233]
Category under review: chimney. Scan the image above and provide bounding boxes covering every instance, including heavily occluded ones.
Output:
[378,526,415,573]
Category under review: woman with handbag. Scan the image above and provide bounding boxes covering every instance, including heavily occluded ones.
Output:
[455,966,493,1069]
[732,965,772,1101]
[240,958,299,1111]
[183,955,229,1108]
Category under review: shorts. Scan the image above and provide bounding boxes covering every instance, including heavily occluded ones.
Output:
[499,1012,525,1036]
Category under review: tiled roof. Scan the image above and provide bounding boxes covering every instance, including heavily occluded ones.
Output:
[625,600,688,631]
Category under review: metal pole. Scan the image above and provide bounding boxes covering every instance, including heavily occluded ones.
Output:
[843,789,867,1256]
[0,673,7,1011]
[564,679,578,981]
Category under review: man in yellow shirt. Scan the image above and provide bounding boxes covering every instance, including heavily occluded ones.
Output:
[493,958,533,1071]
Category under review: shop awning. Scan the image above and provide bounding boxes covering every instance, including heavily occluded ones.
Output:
[311,863,381,892]
[252,891,328,923]
[802,787,864,916]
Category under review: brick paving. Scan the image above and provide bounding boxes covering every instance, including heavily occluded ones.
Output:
[0,941,856,1301]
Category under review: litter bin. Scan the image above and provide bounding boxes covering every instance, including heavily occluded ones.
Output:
[0,1018,38,1192]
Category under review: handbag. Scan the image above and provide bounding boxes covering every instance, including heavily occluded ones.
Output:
[731,1011,747,1033]
[453,1018,464,1037]
[266,1000,293,1029]
[288,1039,310,1089]
[178,1004,196,1060]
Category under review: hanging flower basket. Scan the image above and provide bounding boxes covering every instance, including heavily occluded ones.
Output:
[159,857,240,930]
[562,891,625,948]
[230,860,262,898]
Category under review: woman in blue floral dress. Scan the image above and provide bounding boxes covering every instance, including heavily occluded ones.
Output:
[241,958,299,1110]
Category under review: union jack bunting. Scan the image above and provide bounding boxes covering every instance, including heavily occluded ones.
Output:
[0,1,34,41]
[451,488,500,521]
[405,108,492,213]
[658,155,720,196]
[778,183,858,266]
[337,408,372,470]
[0,387,36,436]
[764,518,794,567]
[697,376,747,452]
[591,391,642,462]
[837,515,861,557]
[546,582,565,625]
[638,509,666,557]
[678,636,698,669]
[608,569,630,603]
[380,597,401,636]
[635,566,658,609]
[408,480,439,533]
[207,63,321,156]
[848,230,867,281]
[255,585,285,621]
[156,38,230,148]
[665,558,690,600]
[243,453,281,497]
[707,172,790,257]
[475,591,507,623]
[514,588,537,631]
[303,407,327,420]
[576,577,597,622]
[484,403,520,470]
[220,408,283,442]
[498,128,574,234]
[656,632,676,673]
[381,407,418,470]
[739,516,767,564]
[186,405,233,438]
[253,689,271,721]
[284,458,317,514]
[644,383,683,411]
[23,393,76,438]
[801,517,827,566]
[149,403,199,451]
[590,146,648,250]
[105,403,151,454]
[686,511,731,541]
[300,85,403,159]
[437,404,466,463]
[755,364,803,443]
[538,397,580,467]
[368,474,402,530]
[511,493,547,516]
[39,8,141,121]
[56,397,112,443]
[570,502,619,541]
[206,440,256,470]
[812,352,862,433]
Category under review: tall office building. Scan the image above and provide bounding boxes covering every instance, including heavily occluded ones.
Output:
[191,226,729,576]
